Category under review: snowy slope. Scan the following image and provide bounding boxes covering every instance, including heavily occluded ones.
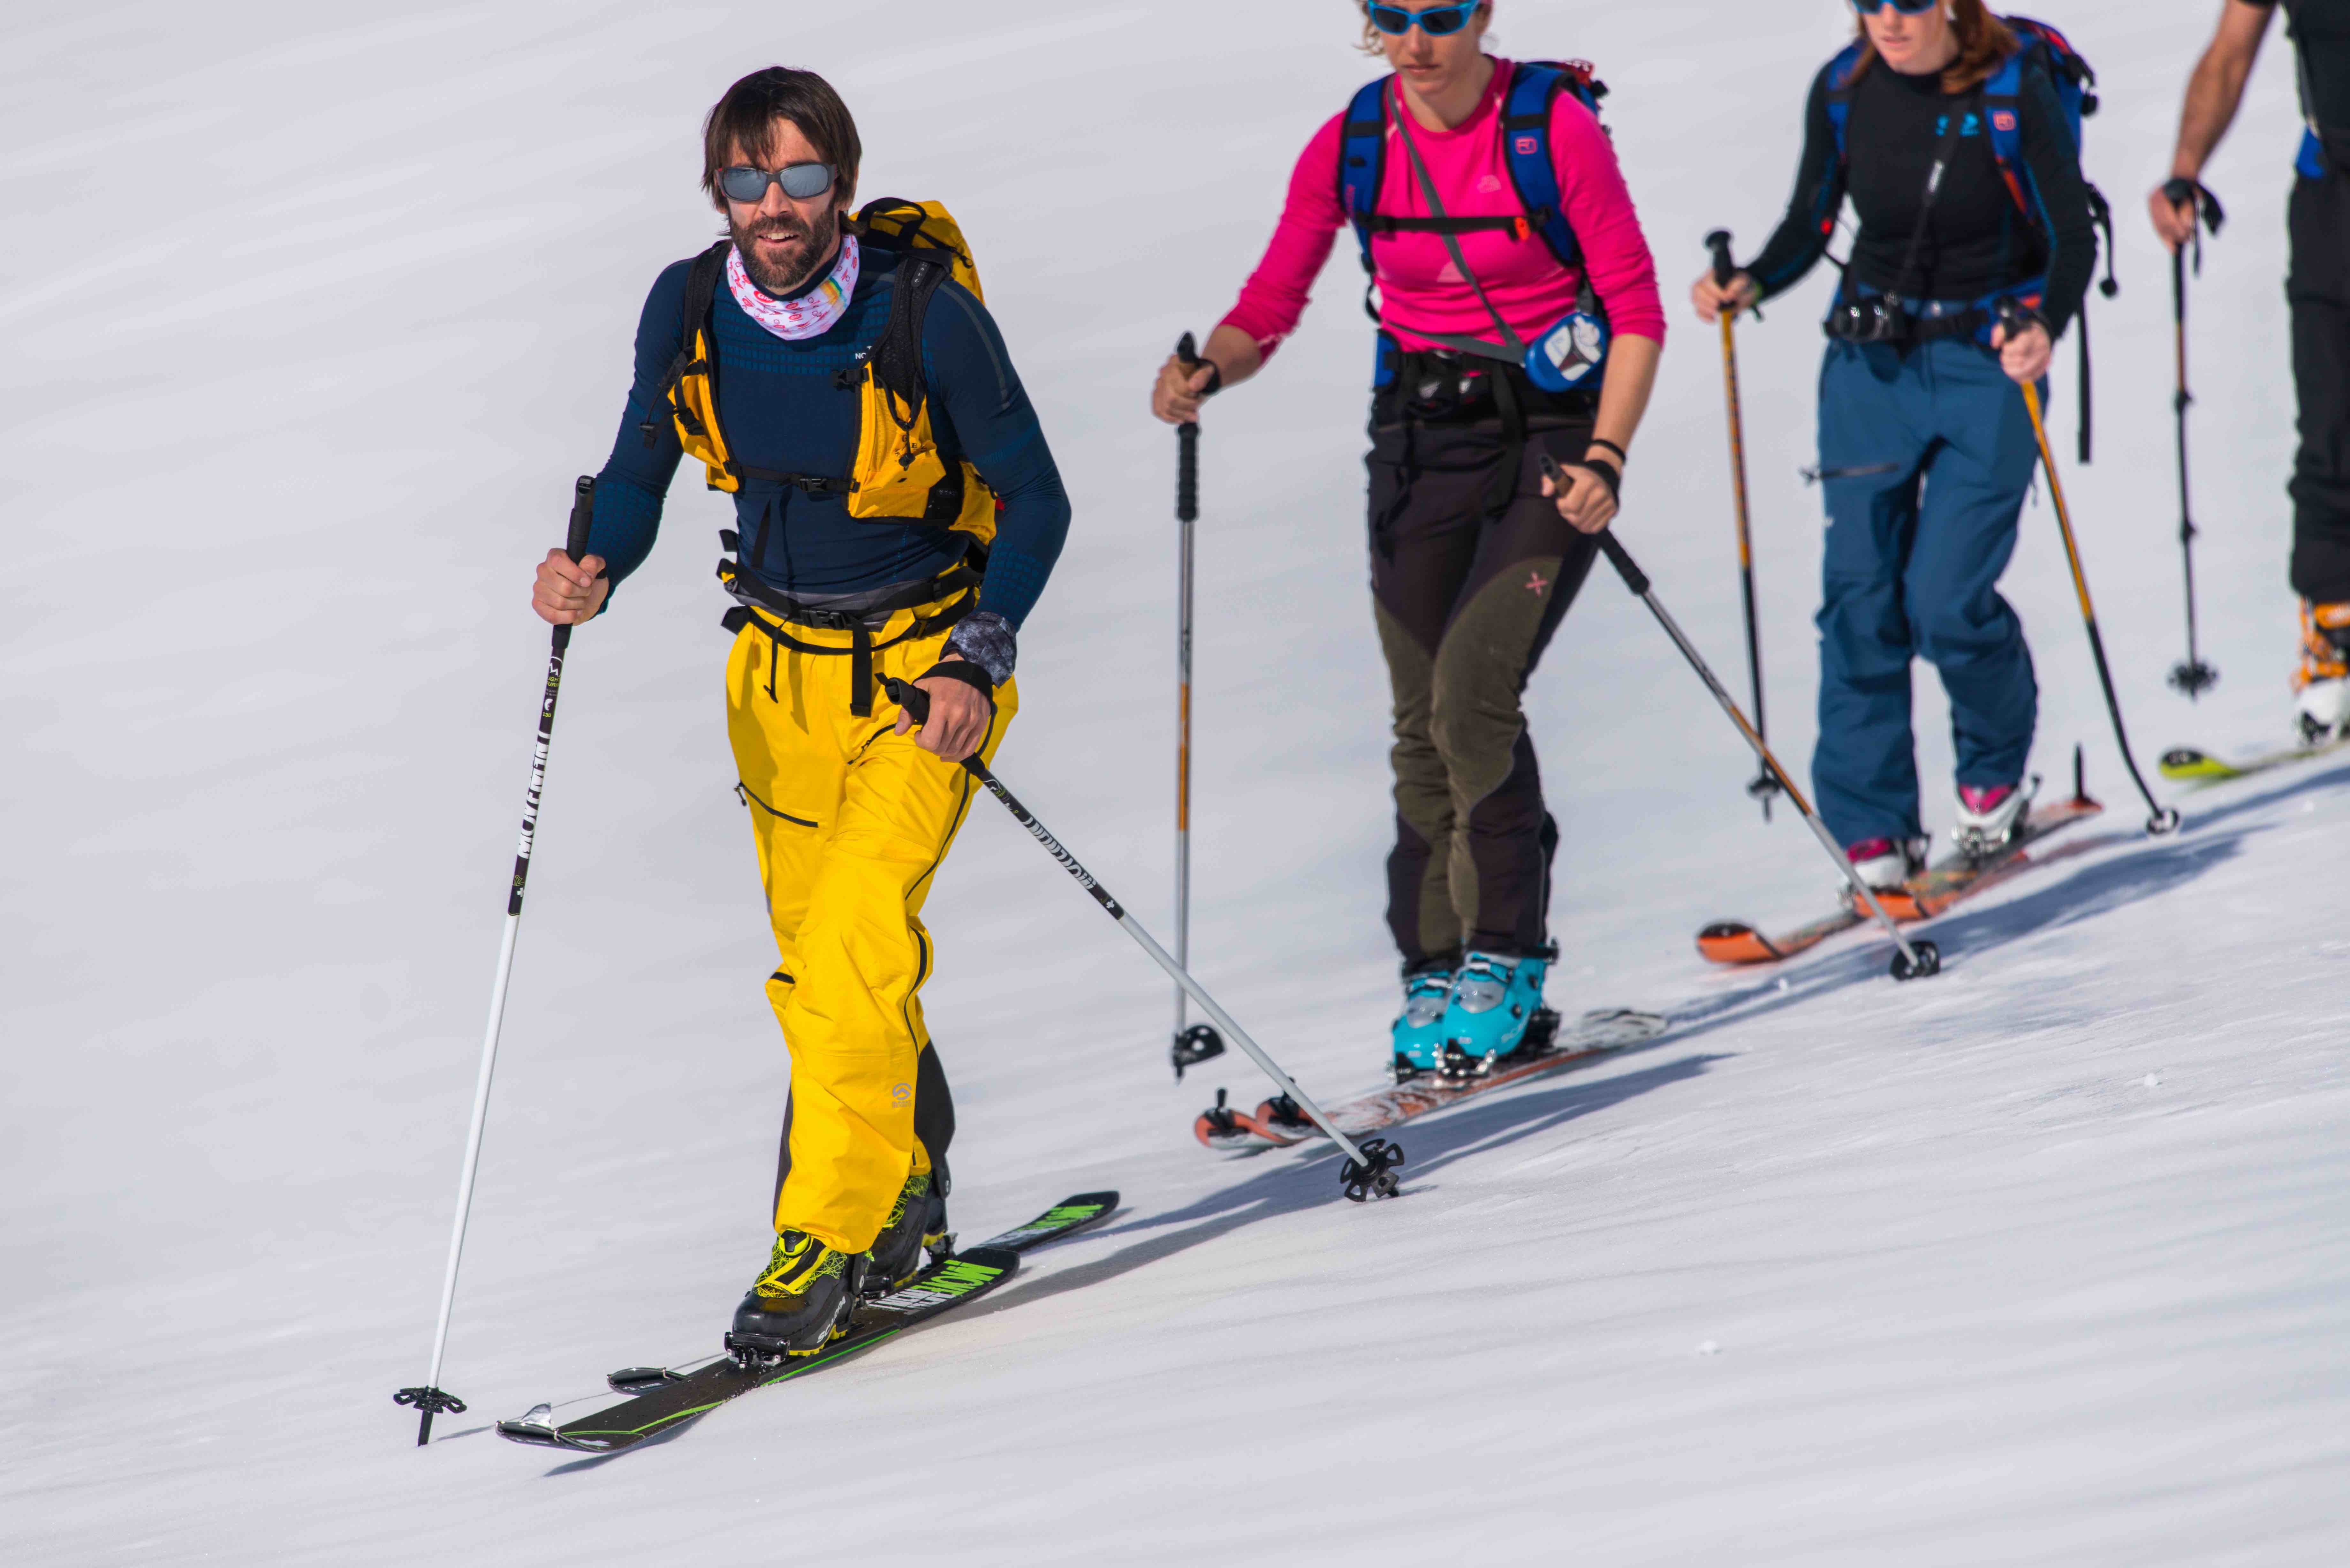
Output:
[4,2,2346,1563]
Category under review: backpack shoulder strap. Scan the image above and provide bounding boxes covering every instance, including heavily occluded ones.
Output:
[639,241,729,449]
[873,250,949,416]
[1981,46,2035,216]
[1497,61,1584,270]
[659,241,729,390]
[1823,41,1869,165]
[1339,76,1394,270]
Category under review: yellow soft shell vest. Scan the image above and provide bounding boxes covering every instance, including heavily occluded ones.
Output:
[651,198,997,547]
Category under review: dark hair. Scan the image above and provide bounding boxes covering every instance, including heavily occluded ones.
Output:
[1352,1,1491,55]
[701,67,862,210]
[1846,0,2019,94]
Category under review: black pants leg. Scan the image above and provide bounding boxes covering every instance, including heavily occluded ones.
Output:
[2288,165,2350,603]
[1368,418,1597,969]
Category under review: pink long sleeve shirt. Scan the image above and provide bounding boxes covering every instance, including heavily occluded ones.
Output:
[1219,61,1666,365]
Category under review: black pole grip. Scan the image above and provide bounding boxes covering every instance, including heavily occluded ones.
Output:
[1704,228,1735,287]
[2160,177,2226,237]
[565,475,595,563]
[1537,452,1648,596]
[884,675,928,726]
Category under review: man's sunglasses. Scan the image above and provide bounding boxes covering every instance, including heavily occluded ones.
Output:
[1849,0,1938,15]
[718,162,835,204]
[1367,2,1484,38]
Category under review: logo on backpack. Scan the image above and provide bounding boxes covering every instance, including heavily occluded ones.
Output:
[1515,134,1538,154]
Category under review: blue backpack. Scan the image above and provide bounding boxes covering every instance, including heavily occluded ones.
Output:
[1337,59,1609,328]
[1824,16,2117,458]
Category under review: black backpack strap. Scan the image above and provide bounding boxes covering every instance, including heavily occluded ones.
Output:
[872,252,948,424]
[640,240,730,449]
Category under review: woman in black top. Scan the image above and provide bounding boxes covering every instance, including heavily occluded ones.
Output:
[1692,0,2095,890]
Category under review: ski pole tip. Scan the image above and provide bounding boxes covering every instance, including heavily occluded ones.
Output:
[2146,807,2184,837]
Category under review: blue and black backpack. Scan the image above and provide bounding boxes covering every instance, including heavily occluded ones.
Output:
[1337,57,1612,388]
[1824,16,2118,458]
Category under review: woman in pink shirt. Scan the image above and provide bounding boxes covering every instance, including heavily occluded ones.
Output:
[1149,1,1665,1075]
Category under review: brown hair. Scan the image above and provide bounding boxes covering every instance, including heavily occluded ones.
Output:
[1352,1,1492,56]
[1845,0,2017,94]
[700,67,861,211]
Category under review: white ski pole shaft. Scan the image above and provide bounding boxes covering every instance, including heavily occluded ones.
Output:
[1175,416,1198,1035]
[883,679,1402,1200]
[398,475,595,1445]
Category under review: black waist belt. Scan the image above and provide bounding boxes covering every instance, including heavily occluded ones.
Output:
[719,562,979,716]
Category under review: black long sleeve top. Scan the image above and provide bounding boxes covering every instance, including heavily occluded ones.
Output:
[1744,52,2096,338]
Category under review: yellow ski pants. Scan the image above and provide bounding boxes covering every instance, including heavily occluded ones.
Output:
[724,599,1015,1254]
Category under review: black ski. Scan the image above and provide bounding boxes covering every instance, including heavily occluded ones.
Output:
[496,1192,1118,1454]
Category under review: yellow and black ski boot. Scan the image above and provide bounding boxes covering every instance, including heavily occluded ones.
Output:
[727,1230,857,1360]
[861,1172,949,1298]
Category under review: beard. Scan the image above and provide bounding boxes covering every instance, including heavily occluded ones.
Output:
[730,203,842,297]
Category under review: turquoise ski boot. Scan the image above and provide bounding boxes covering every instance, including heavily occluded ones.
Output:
[1440,949,1549,1072]
[1390,966,1456,1076]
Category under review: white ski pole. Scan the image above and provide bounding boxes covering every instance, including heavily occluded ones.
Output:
[884,677,1403,1201]
[1169,333,1225,1082]
[397,475,596,1445]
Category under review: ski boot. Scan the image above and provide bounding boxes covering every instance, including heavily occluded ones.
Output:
[1952,781,2030,858]
[861,1171,948,1298]
[1390,964,1456,1078]
[728,1230,857,1360]
[2294,599,2350,745]
[1845,835,1928,893]
[1437,949,1549,1074]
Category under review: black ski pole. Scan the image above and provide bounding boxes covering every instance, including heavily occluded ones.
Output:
[883,677,1403,1200]
[396,476,597,1445]
[1704,229,1779,819]
[1538,455,1940,982]
[1996,302,2184,838]
[1169,333,1225,1081]
[2161,177,2225,699]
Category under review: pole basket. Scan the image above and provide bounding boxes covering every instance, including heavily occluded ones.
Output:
[1171,1022,1226,1081]
[2168,658,2219,698]
[394,1385,467,1446]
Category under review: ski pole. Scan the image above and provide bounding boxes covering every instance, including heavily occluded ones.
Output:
[396,475,597,1445]
[1704,230,1779,819]
[883,676,1404,1200]
[1996,301,2184,838]
[1539,455,1940,982]
[2161,177,2225,699]
[1169,333,1224,1082]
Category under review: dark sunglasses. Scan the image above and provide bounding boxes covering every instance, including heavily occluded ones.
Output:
[1850,0,1938,14]
[1367,2,1483,38]
[718,162,835,204]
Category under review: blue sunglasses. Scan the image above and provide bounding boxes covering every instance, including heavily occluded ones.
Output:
[1368,2,1484,38]
[1851,0,1938,13]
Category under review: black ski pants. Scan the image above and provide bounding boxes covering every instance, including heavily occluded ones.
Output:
[1367,414,1598,971]
[2289,158,2350,603]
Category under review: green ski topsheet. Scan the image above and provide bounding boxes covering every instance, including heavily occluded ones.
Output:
[496,1191,1118,1454]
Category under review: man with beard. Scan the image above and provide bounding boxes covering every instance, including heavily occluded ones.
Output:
[531,66,1071,1355]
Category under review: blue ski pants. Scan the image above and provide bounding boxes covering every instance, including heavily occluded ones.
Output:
[1812,338,2040,846]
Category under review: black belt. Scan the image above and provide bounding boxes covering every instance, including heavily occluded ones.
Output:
[719,562,979,716]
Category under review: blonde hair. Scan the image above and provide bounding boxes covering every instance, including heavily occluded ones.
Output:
[1846,0,2019,94]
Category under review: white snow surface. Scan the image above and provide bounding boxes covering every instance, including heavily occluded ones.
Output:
[6,2,2348,1562]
